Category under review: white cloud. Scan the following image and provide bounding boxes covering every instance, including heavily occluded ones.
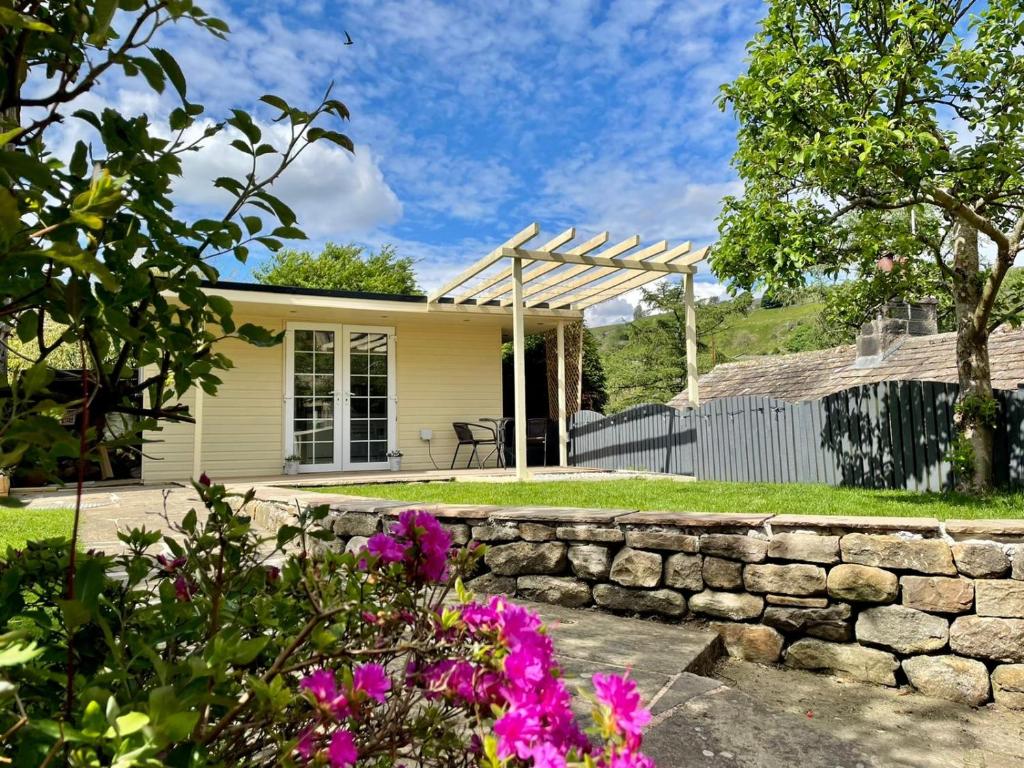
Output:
[177,120,402,238]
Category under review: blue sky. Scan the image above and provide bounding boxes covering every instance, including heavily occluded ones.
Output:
[96,0,770,324]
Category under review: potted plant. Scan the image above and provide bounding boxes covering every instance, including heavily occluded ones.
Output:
[283,453,302,475]
[387,449,403,472]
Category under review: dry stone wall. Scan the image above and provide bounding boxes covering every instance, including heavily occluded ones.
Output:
[299,497,1024,708]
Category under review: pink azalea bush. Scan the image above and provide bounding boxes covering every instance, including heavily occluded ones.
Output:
[0,482,654,767]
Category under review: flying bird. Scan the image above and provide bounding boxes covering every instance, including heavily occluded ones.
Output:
[344,30,354,45]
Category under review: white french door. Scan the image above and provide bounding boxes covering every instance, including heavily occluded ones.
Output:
[284,323,396,472]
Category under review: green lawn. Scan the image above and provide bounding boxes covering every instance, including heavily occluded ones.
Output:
[316,478,1024,520]
[0,507,74,551]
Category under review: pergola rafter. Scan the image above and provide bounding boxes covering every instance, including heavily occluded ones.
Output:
[427,223,709,479]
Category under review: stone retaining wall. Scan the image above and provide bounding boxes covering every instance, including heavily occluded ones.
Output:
[263,496,1024,709]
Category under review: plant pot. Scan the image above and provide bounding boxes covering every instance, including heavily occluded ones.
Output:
[0,475,9,496]
[283,460,300,476]
[388,456,402,472]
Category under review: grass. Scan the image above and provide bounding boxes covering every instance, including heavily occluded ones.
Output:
[0,506,75,551]
[315,478,1024,521]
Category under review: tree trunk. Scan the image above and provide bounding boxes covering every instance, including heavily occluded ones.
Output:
[951,220,995,492]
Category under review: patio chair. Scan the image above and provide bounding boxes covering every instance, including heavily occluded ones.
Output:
[526,417,548,466]
[451,422,499,469]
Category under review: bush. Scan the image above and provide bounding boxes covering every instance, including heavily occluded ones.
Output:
[0,481,654,767]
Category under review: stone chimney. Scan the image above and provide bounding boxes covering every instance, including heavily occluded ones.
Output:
[854,298,938,368]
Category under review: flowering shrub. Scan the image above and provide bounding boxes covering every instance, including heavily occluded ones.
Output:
[0,481,654,767]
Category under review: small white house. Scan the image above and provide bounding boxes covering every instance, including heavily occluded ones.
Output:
[142,224,705,483]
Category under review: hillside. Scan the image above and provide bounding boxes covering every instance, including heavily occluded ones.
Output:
[591,301,826,366]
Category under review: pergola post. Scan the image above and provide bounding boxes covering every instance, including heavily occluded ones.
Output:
[511,256,529,480]
[684,272,699,406]
[556,321,568,467]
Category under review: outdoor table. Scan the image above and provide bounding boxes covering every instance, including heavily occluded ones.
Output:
[479,416,513,468]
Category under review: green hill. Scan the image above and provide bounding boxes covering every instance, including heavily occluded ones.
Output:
[591,301,826,366]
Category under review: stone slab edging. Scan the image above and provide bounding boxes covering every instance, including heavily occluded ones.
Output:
[253,492,1024,710]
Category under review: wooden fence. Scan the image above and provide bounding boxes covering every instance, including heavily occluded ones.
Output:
[568,381,1024,491]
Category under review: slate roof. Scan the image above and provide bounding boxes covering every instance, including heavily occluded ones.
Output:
[668,327,1024,407]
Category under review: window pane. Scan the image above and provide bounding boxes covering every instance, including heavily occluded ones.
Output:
[369,441,387,462]
[314,442,334,463]
[312,352,333,375]
[350,398,368,419]
[313,399,334,420]
[367,334,388,353]
[369,419,387,441]
[368,355,387,375]
[369,376,387,396]
[296,437,314,463]
[349,332,369,352]
[351,420,368,441]
[295,398,314,419]
[369,397,387,418]
[314,374,334,396]
[294,330,314,352]
[293,419,314,440]
[294,352,314,373]
[350,442,368,462]
[350,354,368,375]
[351,377,368,397]
[314,331,335,352]
[294,375,313,396]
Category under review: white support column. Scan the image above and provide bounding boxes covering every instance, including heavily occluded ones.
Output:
[556,321,568,467]
[191,385,205,480]
[512,257,529,480]
[684,272,699,407]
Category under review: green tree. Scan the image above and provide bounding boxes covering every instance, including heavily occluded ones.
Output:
[254,242,419,294]
[715,0,1024,490]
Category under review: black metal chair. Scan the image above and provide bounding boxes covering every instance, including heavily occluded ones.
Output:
[526,417,548,466]
[451,422,499,469]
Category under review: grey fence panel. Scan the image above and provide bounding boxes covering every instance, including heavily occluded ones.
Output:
[569,380,1024,490]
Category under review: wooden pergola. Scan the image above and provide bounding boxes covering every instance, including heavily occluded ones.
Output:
[428,223,709,479]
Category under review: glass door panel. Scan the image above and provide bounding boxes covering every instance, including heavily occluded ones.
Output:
[344,330,392,469]
[290,328,339,470]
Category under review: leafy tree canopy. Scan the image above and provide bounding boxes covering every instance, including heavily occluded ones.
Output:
[254,243,419,295]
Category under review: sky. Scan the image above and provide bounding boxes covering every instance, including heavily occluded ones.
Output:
[85,0,771,325]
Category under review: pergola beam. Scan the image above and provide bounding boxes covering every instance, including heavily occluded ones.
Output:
[476,231,610,304]
[452,227,576,304]
[571,246,710,309]
[502,246,696,273]
[517,235,645,307]
[526,239,671,308]
[428,222,539,303]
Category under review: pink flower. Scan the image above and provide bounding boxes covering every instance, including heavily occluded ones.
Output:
[300,668,350,719]
[198,472,211,487]
[156,554,186,573]
[173,575,196,602]
[592,673,651,746]
[529,742,568,768]
[366,532,405,563]
[295,729,316,760]
[327,729,358,767]
[353,663,390,703]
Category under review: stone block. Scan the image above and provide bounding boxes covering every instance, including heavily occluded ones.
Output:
[555,525,624,543]
[767,533,840,564]
[688,590,764,621]
[702,557,743,590]
[332,512,380,537]
[1013,545,1024,580]
[609,548,662,588]
[901,655,991,706]
[711,623,784,664]
[344,536,369,554]
[855,605,949,654]
[700,533,768,563]
[827,564,898,603]
[664,553,703,591]
[840,533,955,575]
[900,576,974,614]
[518,522,556,542]
[517,576,591,608]
[992,664,1024,709]
[467,572,517,595]
[765,595,829,608]
[949,616,1024,662]
[471,524,520,542]
[567,544,610,581]
[743,563,826,596]
[785,639,899,686]
[951,542,1010,578]
[975,580,1024,618]
[484,541,567,576]
[763,604,852,642]
[441,523,471,546]
[624,529,699,552]
[593,584,686,617]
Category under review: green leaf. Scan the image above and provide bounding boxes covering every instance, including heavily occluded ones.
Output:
[0,188,21,241]
[307,128,354,152]
[151,48,187,100]
[0,640,43,667]
[105,711,149,738]
[0,126,25,146]
[0,7,55,31]
[259,94,290,114]
[82,700,107,736]
[15,310,37,343]
[231,636,269,665]
[241,215,262,235]
[236,323,283,347]
[89,0,120,43]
